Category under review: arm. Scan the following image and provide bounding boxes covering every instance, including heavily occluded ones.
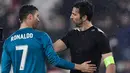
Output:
[54,31,71,52]
[1,43,11,73]
[42,33,74,69]
[102,52,116,73]
[96,31,116,73]
[53,39,67,52]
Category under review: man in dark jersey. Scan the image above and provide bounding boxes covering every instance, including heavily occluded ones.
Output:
[54,0,116,73]
[1,5,97,73]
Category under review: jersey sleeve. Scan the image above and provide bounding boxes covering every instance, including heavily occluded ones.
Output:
[61,32,71,48]
[96,32,111,54]
[1,41,11,73]
[41,33,74,70]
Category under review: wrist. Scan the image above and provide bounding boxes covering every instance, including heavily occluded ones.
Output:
[74,64,81,70]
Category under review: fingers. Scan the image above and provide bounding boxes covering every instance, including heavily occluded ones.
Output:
[82,69,95,73]
[85,67,96,72]
[81,68,96,73]
[85,61,91,63]
[87,64,97,70]
[89,66,97,69]
[82,63,97,73]
[88,64,96,67]
[82,68,96,73]
[88,67,97,71]
[88,65,97,71]
[80,61,97,73]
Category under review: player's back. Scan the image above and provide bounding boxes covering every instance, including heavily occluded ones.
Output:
[3,28,47,73]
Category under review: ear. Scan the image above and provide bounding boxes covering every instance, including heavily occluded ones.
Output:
[82,15,87,21]
[27,14,33,20]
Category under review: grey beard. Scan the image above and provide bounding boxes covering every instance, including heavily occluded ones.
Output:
[75,22,83,27]
[75,24,81,27]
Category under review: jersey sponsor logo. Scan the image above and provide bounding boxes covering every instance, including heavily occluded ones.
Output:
[11,33,33,41]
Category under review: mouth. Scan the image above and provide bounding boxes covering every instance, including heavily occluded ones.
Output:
[70,20,74,24]
[70,19,74,23]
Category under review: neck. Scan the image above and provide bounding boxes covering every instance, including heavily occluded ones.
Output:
[20,22,32,29]
[79,21,93,31]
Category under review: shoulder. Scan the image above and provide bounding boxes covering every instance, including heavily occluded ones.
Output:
[33,29,44,35]
[3,34,14,48]
[92,26,106,36]
[5,31,17,43]
[66,28,78,35]
[33,30,49,37]
[35,30,51,40]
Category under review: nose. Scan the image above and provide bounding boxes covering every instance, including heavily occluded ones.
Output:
[70,14,73,19]
[37,18,40,22]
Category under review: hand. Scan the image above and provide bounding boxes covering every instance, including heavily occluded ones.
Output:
[79,61,97,73]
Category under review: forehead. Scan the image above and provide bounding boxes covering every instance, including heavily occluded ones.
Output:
[33,10,39,15]
[72,7,79,14]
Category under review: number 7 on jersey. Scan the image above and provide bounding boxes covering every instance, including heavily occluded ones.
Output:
[16,45,28,70]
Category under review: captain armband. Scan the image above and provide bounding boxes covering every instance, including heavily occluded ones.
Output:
[104,56,115,67]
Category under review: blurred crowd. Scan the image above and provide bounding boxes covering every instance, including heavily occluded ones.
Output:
[0,0,130,73]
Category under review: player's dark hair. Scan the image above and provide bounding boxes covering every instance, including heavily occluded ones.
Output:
[73,0,94,21]
[19,5,38,22]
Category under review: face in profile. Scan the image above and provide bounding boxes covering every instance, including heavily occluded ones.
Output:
[32,10,40,29]
[70,7,83,27]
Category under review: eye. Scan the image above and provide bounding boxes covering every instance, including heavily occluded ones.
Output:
[72,13,76,16]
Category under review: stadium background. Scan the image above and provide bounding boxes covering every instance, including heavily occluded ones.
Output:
[0,0,130,73]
